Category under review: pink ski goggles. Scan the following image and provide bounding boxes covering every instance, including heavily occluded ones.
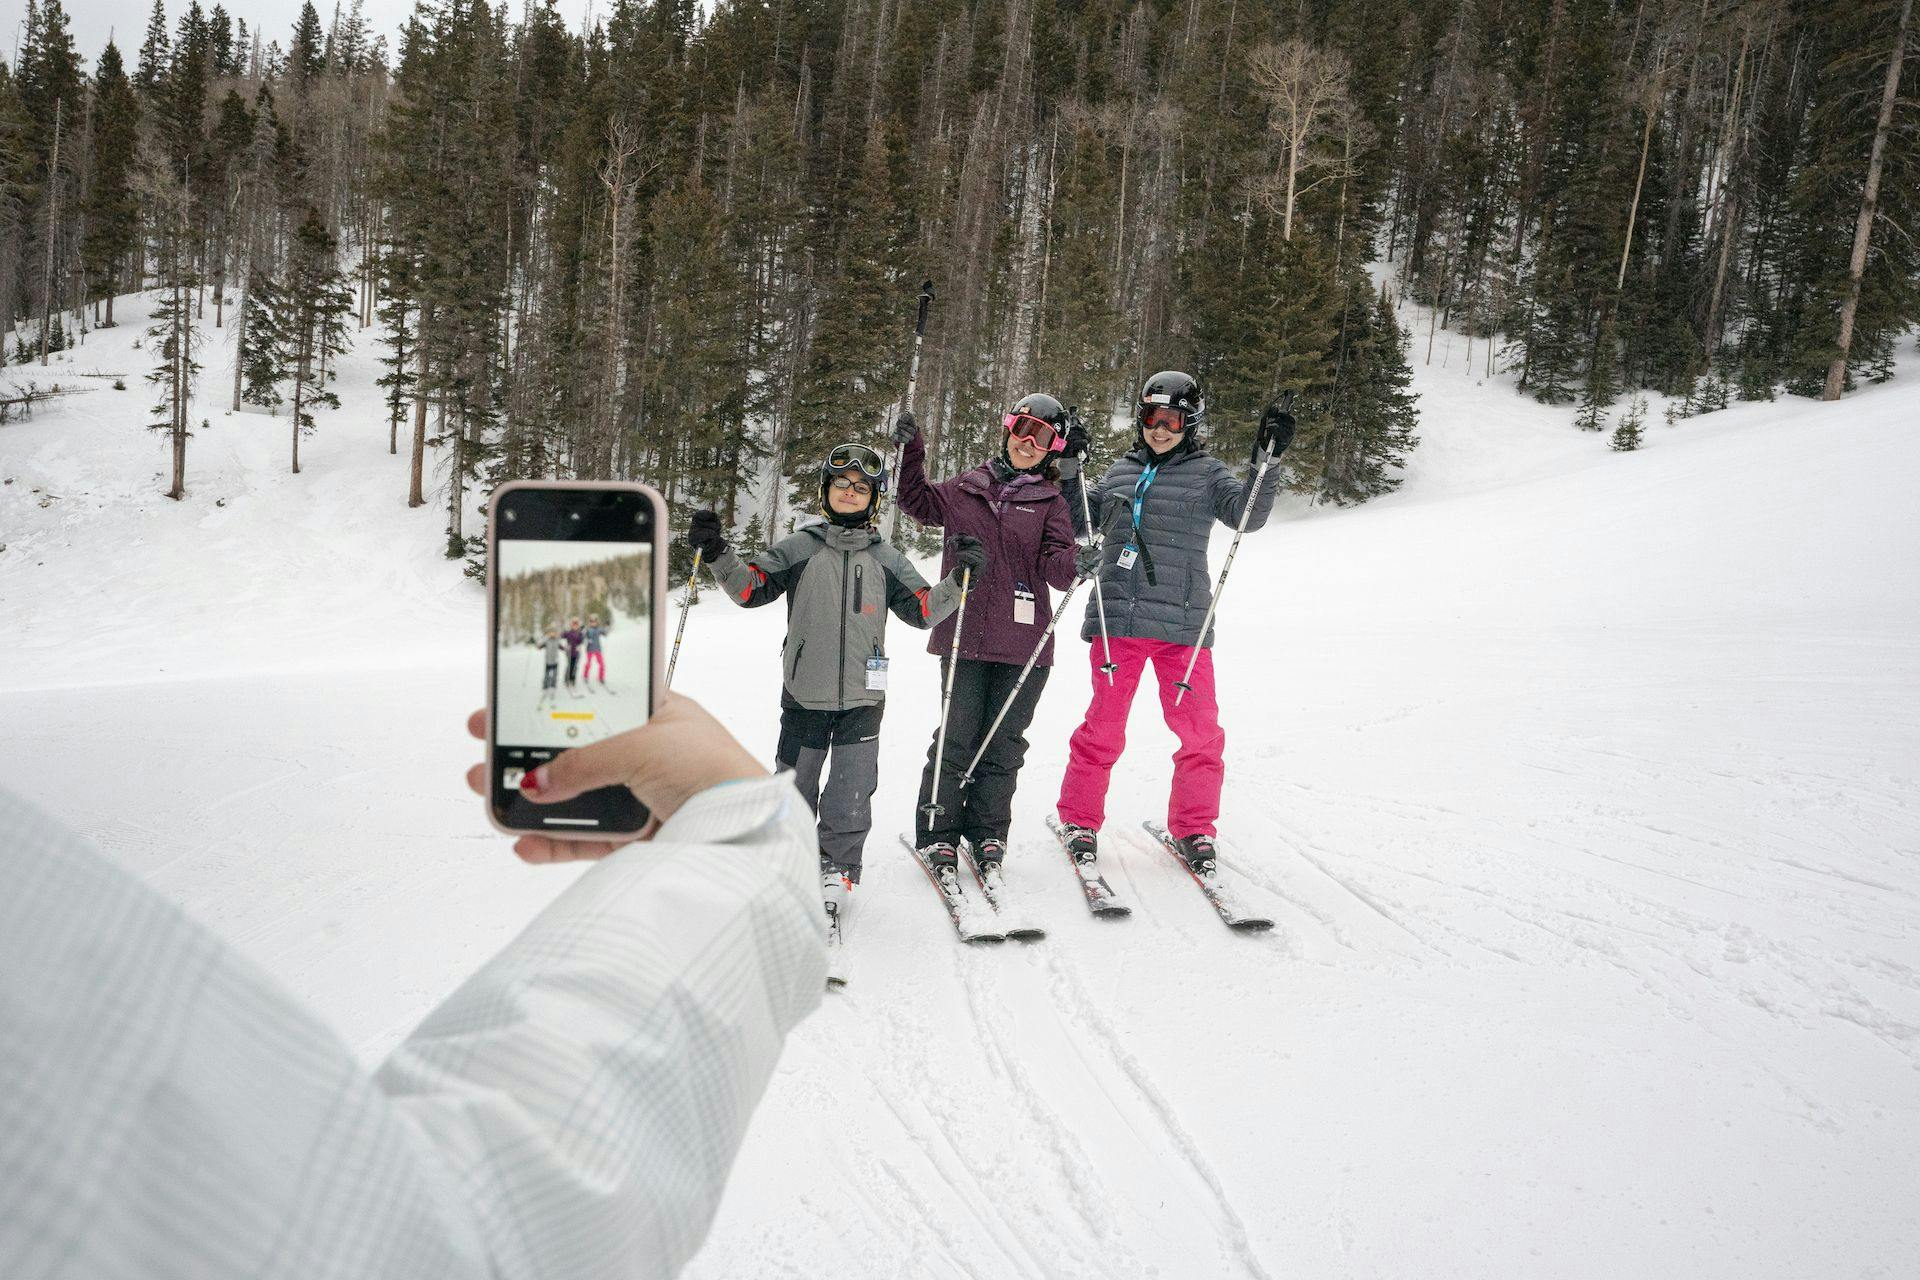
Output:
[1003,411,1068,453]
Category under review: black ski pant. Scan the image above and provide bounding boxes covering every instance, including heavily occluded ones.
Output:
[916,658,1050,850]
[777,702,884,881]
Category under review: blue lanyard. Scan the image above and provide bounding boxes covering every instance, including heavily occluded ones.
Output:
[1130,463,1159,539]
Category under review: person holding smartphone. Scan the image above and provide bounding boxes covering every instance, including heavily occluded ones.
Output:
[889,394,1095,882]
[686,442,988,924]
[0,693,828,1279]
[1053,370,1293,876]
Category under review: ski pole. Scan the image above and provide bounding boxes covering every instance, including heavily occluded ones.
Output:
[664,548,702,688]
[1068,406,1117,685]
[958,577,1086,790]
[921,562,971,828]
[888,280,935,542]
[1172,390,1293,707]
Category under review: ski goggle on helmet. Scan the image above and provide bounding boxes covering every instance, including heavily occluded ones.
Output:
[1001,392,1070,453]
[1138,370,1204,435]
[825,442,887,486]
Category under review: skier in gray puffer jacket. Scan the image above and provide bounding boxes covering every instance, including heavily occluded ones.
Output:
[687,442,987,920]
[1055,370,1295,878]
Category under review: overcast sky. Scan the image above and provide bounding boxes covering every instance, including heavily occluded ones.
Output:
[3,0,599,71]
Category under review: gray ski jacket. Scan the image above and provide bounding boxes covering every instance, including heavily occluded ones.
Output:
[1064,443,1282,647]
[710,522,965,711]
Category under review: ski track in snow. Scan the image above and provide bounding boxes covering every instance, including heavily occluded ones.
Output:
[5,294,1920,1277]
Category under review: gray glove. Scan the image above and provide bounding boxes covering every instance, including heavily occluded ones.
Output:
[1074,542,1102,579]
[890,411,919,448]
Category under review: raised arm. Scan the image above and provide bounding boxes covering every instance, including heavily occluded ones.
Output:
[891,419,952,528]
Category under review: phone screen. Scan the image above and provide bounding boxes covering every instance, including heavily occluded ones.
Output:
[490,485,657,835]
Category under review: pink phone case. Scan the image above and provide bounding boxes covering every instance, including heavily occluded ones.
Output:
[484,479,670,841]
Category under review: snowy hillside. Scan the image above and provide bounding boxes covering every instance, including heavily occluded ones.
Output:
[3,297,1917,1278]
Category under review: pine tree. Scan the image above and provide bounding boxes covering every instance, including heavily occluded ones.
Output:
[208,5,237,78]
[136,0,172,98]
[374,253,417,455]
[236,268,286,411]
[83,43,141,326]
[1574,313,1619,431]
[281,207,350,472]
[1610,395,1646,451]
[1317,279,1419,504]
[289,2,327,93]
[143,152,200,500]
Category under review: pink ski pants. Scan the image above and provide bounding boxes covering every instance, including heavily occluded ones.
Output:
[584,651,606,681]
[1056,637,1225,838]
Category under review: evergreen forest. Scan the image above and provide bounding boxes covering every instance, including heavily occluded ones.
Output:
[4,0,1913,566]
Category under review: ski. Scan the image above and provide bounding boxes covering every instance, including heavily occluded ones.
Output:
[1044,815,1132,918]
[900,835,1006,944]
[1141,821,1274,932]
[962,841,1046,941]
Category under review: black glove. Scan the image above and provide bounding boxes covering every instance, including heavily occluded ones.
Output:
[1062,415,1090,460]
[1074,542,1103,580]
[891,411,919,448]
[1255,403,1296,459]
[950,534,990,576]
[687,509,728,560]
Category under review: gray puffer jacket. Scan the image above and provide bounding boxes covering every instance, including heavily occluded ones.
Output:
[710,522,965,711]
[1064,443,1282,647]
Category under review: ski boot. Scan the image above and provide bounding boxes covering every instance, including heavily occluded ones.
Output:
[1171,833,1219,879]
[972,837,1007,875]
[918,841,964,897]
[821,860,856,933]
[1058,822,1099,867]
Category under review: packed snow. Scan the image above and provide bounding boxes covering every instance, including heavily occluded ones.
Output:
[2,296,1916,1278]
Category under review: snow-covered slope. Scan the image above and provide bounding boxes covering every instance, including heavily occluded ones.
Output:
[3,297,1917,1278]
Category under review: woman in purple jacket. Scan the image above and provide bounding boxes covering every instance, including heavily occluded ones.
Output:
[892,394,1099,876]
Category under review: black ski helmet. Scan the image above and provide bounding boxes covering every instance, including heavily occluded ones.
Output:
[1137,370,1206,439]
[1004,392,1070,438]
[820,441,887,527]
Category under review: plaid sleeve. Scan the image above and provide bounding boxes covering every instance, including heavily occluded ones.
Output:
[0,776,825,1280]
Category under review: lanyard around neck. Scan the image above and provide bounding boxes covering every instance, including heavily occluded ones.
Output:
[1130,462,1159,537]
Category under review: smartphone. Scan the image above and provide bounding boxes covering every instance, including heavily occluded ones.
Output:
[486,480,667,839]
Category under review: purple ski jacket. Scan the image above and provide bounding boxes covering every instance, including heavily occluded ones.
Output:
[895,431,1080,667]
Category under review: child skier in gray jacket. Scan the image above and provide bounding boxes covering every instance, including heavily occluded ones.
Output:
[687,443,988,905]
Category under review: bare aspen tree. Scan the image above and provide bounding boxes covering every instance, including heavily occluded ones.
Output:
[1247,39,1354,241]
[1824,0,1911,400]
[592,116,648,480]
[1618,42,1672,291]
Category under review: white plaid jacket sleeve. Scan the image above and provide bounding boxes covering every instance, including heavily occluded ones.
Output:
[0,776,827,1280]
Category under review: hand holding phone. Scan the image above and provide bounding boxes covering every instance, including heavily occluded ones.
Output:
[465,694,767,863]
[487,481,668,839]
